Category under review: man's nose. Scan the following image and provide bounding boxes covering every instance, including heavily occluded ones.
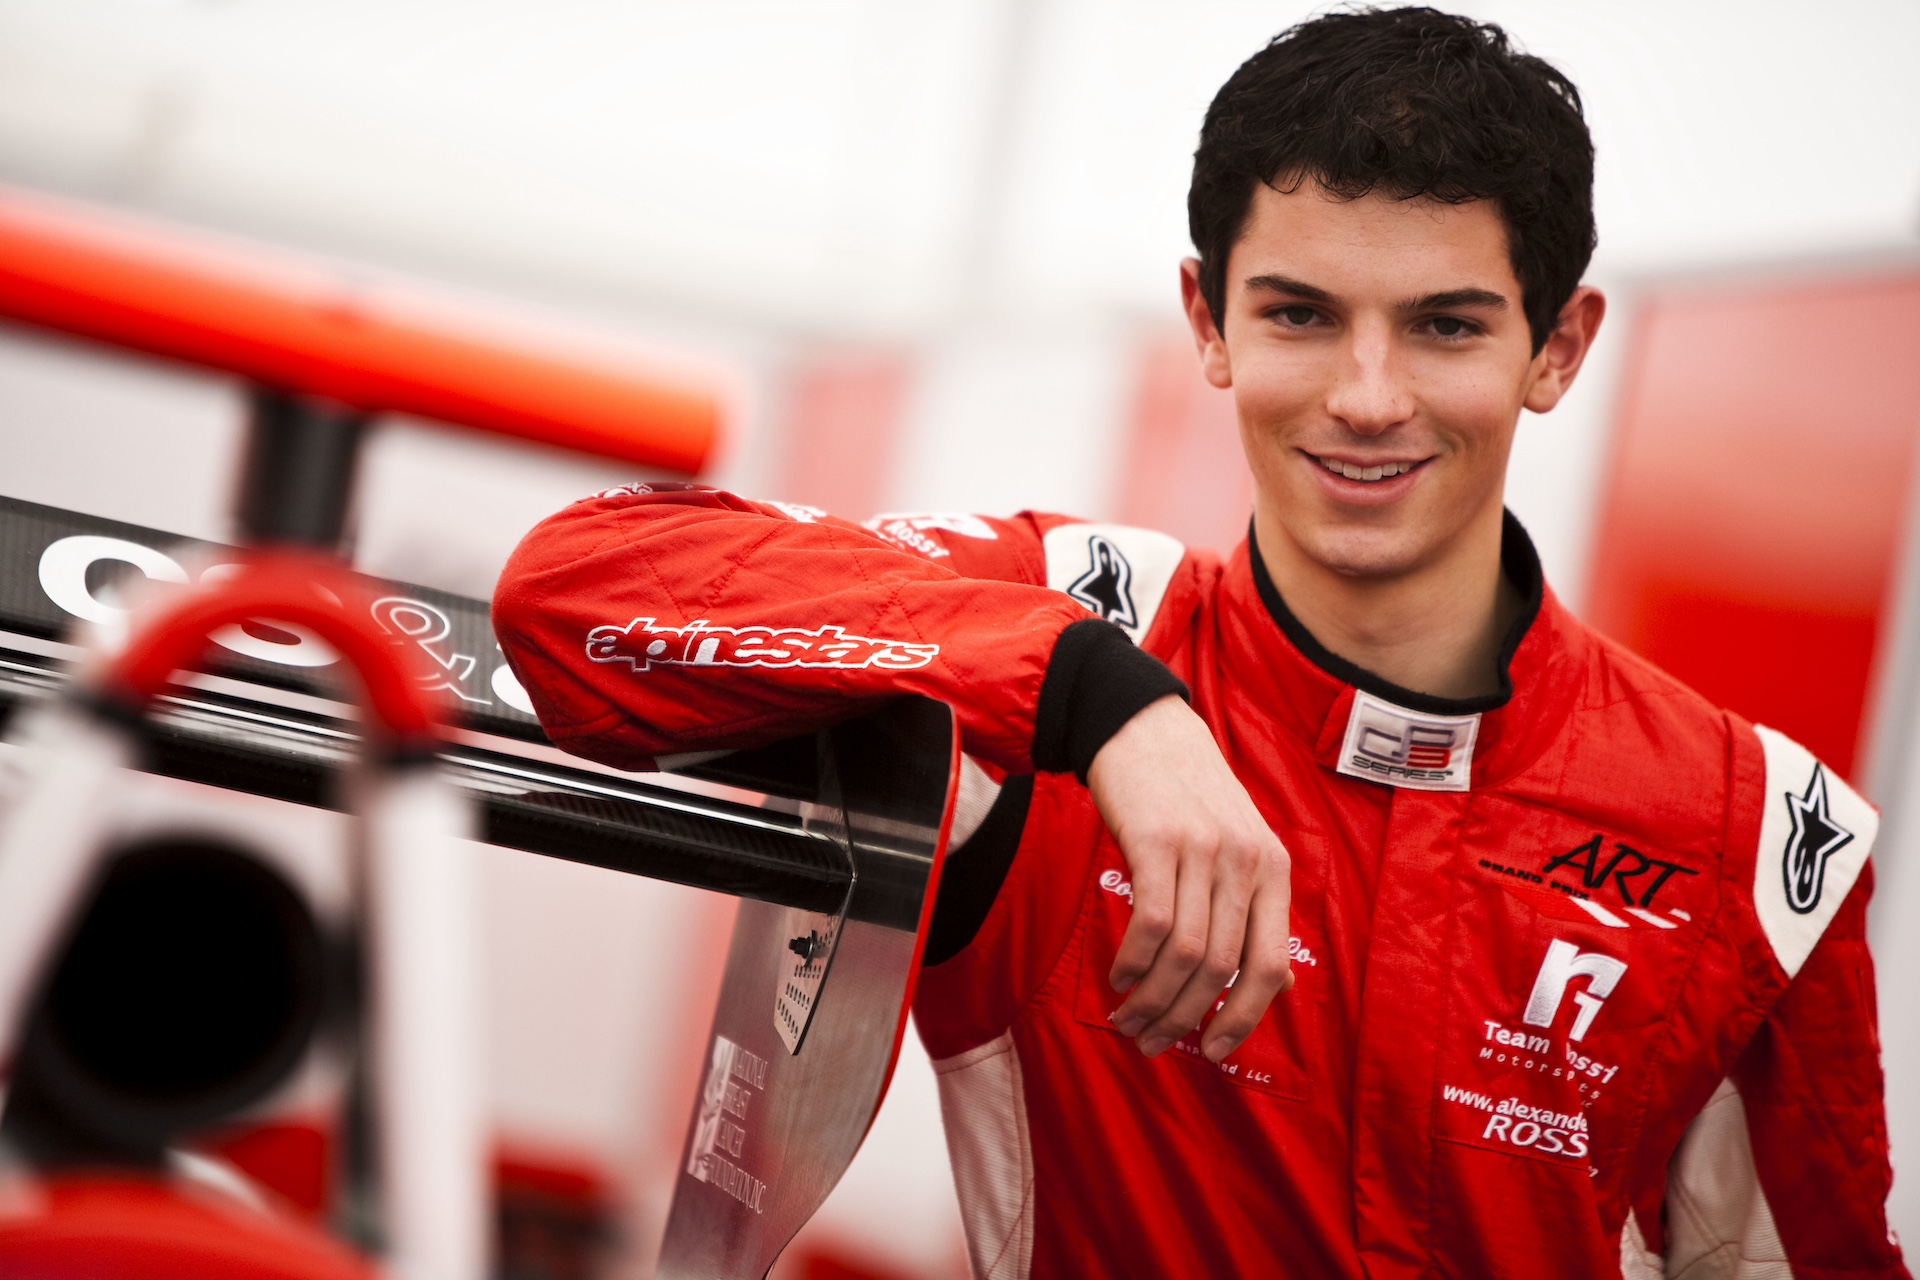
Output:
[1325,323,1413,436]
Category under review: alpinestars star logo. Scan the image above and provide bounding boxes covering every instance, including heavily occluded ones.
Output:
[585,618,939,672]
[1783,763,1854,914]
[1066,535,1137,629]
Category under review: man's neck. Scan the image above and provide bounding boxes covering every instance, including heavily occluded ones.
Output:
[1253,504,1522,701]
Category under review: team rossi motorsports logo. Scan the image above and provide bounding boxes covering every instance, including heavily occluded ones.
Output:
[586,617,939,672]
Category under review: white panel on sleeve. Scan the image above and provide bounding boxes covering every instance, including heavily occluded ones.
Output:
[947,754,1004,853]
[1617,1212,1660,1280]
[1042,523,1185,647]
[1660,1077,1790,1279]
[1752,725,1878,979]
[934,1032,1033,1280]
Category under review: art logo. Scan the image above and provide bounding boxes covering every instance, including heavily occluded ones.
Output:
[1541,835,1697,909]
[1783,763,1854,914]
[1523,939,1627,1042]
[1335,689,1480,792]
[586,617,939,672]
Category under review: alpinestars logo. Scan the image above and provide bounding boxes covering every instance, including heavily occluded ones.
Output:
[1066,535,1137,629]
[1523,939,1626,1042]
[585,618,939,672]
[1784,763,1854,914]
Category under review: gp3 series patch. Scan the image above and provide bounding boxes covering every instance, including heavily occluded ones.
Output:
[586,618,938,672]
[1335,689,1479,792]
[1751,725,1877,979]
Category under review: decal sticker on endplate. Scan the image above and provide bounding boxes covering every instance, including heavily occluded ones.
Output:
[686,1035,771,1213]
[773,906,842,1055]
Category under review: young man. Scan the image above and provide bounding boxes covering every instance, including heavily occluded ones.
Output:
[495,9,1907,1277]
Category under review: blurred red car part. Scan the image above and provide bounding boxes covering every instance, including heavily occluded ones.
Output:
[1587,267,1920,781]
[0,183,723,475]
[0,1176,379,1280]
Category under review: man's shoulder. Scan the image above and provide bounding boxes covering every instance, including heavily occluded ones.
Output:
[1556,600,1732,731]
[1542,598,1879,981]
[1508,599,1745,866]
[1029,519,1214,649]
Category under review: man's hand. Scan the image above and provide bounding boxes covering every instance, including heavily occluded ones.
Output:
[1086,694,1292,1063]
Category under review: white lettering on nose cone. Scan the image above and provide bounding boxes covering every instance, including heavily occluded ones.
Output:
[38,534,189,624]
[1524,938,1627,1041]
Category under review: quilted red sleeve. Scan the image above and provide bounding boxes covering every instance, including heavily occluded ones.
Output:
[1732,864,1909,1277]
[490,484,1177,775]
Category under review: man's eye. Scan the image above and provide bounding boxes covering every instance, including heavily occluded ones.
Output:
[1428,316,1474,338]
[1275,305,1318,327]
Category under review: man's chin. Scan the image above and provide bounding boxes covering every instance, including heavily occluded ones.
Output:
[1289,525,1436,581]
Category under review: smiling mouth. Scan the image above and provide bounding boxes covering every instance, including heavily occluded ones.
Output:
[1310,454,1427,482]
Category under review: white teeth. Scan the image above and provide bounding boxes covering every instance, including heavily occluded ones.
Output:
[1317,456,1414,481]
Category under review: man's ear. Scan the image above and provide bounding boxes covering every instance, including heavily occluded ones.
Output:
[1523,285,1607,414]
[1180,258,1233,390]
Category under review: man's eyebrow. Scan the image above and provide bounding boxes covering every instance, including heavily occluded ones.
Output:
[1242,274,1335,304]
[1407,287,1509,312]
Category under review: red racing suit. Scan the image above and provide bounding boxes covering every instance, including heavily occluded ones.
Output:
[493,483,1906,1280]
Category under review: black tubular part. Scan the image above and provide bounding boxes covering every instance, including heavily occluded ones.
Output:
[0,657,853,914]
[235,388,369,549]
[0,493,825,798]
[1,838,331,1161]
[1033,618,1190,781]
[830,694,960,931]
[923,775,1035,966]
[678,733,819,799]
[484,787,849,915]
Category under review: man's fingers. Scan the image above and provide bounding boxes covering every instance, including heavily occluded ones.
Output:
[1201,880,1293,1062]
[1132,869,1252,1054]
[1112,844,1215,1041]
[1108,837,1177,995]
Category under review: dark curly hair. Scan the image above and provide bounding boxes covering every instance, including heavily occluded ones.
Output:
[1189,7,1595,352]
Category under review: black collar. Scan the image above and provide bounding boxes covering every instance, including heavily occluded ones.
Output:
[1247,510,1545,716]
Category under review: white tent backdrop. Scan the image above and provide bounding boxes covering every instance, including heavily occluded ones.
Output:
[0,2,1916,1274]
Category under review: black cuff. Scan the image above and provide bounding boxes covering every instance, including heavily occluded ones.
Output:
[924,775,1034,967]
[1032,619,1189,782]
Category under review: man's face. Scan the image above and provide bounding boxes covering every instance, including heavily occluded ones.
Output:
[1185,180,1570,581]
